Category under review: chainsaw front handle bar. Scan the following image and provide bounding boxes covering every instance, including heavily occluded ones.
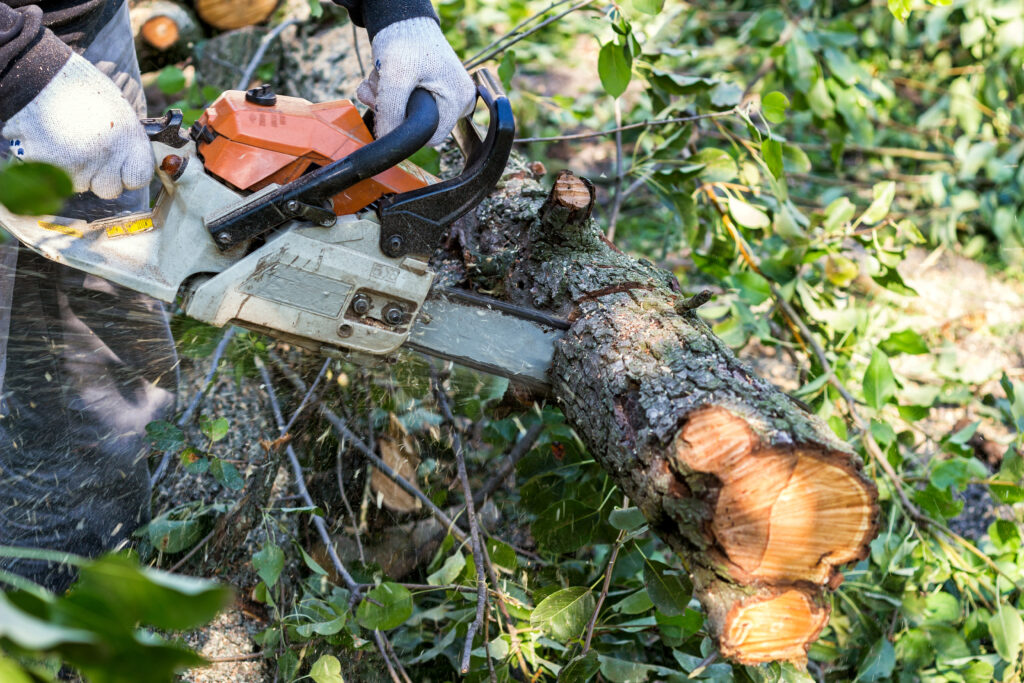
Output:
[204,87,440,249]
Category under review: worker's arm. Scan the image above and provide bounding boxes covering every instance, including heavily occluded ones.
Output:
[0,2,152,199]
[336,0,476,147]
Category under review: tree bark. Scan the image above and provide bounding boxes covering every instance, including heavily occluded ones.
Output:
[433,163,880,665]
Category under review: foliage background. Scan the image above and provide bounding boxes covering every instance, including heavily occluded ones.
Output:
[2,0,1024,681]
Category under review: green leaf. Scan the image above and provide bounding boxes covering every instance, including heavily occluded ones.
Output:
[763,138,784,179]
[356,583,413,631]
[210,458,245,491]
[147,514,205,554]
[146,421,185,452]
[426,550,466,586]
[300,547,328,576]
[498,50,517,92]
[253,543,285,587]
[989,519,1021,552]
[728,197,771,229]
[693,148,738,182]
[631,0,664,15]
[888,0,912,21]
[530,586,594,642]
[643,560,692,616]
[880,329,929,355]
[180,447,209,474]
[307,0,324,18]
[807,77,835,120]
[0,593,94,650]
[0,162,73,215]
[988,607,1024,662]
[824,196,856,232]
[825,255,859,287]
[156,66,186,95]
[860,181,896,225]
[0,655,32,683]
[608,506,646,531]
[598,41,632,98]
[599,655,658,683]
[863,349,896,410]
[200,416,230,442]
[762,91,790,124]
[612,589,654,615]
[857,637,895,681]
[310,655,345,683]
[559,651,601,682]
[532,499,601,553]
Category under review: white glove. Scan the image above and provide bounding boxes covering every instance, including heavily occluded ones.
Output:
[1,53,153,200]
[357,17,476,147]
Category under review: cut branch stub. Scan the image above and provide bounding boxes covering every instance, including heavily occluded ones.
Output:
[537,170,595,241]
[720,587,830,663]
[676,407,877,585]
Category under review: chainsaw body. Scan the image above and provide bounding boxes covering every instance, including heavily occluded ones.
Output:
[0,71,520,361]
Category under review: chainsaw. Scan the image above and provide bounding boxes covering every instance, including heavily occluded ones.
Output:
[0,70,565,392]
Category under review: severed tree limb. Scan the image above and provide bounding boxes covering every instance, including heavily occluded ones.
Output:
[433,163,880,664]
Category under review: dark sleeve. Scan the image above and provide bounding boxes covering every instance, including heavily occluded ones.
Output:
[0,5,72,121]
[334,0,439,39]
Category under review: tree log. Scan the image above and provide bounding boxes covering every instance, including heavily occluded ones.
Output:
[195,0,278,30]
[433,164,880,664]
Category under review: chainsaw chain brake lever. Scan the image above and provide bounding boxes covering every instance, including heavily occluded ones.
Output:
[203,69,514,254]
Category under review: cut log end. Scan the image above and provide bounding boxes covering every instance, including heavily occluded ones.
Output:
[675,407,877,585]
[539,170,596,231]
[196,0,278,30]
[141,16,180,50]
[721,588,829,664]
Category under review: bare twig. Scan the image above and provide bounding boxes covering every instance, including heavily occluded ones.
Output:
[606,98,625,242]
[351,22,366,78]
[236,19,300,90]
[432,372,488,674]
[473,421,545,505]
[256,359,362,598]
[464,0,596,69]
[205,651,266,663]
[381,631,413,683]
[279,358,330,436]
[514,109,737,144]
[321,409,469,544]
[167,528,218,573]
[582,523,627,654]
[463,0,573,65]
[152,326,238,486]
[336,441,366,564]
[373,630,404,683]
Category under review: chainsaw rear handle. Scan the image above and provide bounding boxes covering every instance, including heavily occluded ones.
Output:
[204,87,439,249]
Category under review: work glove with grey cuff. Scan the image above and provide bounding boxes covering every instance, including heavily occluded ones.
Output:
[1,53,153,200]
[357,17,476,147]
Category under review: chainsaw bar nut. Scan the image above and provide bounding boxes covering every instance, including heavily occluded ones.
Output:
[351,293,372,316]
[382,303,406,326]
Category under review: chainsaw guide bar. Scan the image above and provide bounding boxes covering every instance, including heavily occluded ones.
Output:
[0,70,566,388]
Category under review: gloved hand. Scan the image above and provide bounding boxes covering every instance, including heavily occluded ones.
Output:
[1,53,153,200]
[357,17,476,147]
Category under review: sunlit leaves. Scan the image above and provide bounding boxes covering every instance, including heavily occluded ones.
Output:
[253,543,285,587]
[156,65,186,95]
[761,91,790,124]
[728,197,770,229]
[309,655,344,683]
[531,587,594,642]
[860,181,897,225]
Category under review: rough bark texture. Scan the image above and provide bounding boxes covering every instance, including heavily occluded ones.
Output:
[433,162,880,664]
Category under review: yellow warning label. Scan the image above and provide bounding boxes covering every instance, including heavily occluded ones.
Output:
[37,221,83,238]
[105,217,155,239]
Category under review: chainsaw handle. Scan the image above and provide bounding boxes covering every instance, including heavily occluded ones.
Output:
[377,70,516,259]
[205,88,440,249]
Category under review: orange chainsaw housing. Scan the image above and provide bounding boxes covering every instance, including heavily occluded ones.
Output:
[196,91,437,215]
